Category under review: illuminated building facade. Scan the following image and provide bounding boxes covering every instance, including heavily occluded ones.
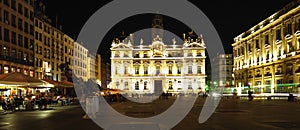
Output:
[87,53,97,81]
[73,42,88,81]
[0,0,35,76]
[94,54,101,85]
[110,32,206,94]
[34,2,74,81]
[212,54,234,87]
[101,62,111,88]
[232,1,300,94]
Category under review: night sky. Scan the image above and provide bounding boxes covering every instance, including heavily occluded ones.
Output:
[40,0,293,62]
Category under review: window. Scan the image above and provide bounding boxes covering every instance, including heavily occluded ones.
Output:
[24,7,28,18]
[18,18,22,30]
[265,34,269,45]
[276,29,281,40]
[11,0,16,10]
[4,66,9,74]
[188,52,193,57]
[197,66,201,74]
[177,66,181,74]
[4,0,9,6]
[288,42,293,52]
[169,66,172,74]
[35,19,38,27]
[144,66,148,74]
[30,25,34,36]
[18,3,23,14]
[30,0,34,6]
[11,31,16,44]
[23,53,27,61]
[168,81,173,89]
[24,37,28,49]
[188,66,192,74]
[248,43,251,52]
[144,81,148,90]
[30,11,33,21]
[17,51,21,59]
[24,22,28,33]
[188,82,192,89]
[4,47,9,56]
[287,23,292,34]
[135,66,139,74]
[11,49,16,57]
[35,31,38,40]
[29,55,33,64]
[135,81,139,90]
[4,28,10,42]
[18,34,23,47]
[156,66,160,75]
[116,82,119,88]
[115,66,118,74]
[11,14,16,27]
[256,40,260,49]
[287,67,293,74]
[277,46,281,56]
[277,79,283,84]
[196,51,201,56]
[124,81,128,90]
[39,33,42,41]
[4,10,9,24]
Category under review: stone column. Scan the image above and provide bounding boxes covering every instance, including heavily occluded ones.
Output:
[271,64,275,94]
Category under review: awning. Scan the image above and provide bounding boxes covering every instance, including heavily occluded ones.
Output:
[0,72,54,88]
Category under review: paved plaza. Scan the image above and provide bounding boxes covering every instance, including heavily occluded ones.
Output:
[0,96,300,130]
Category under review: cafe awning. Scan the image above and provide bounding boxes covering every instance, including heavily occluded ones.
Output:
[0,72,54,88]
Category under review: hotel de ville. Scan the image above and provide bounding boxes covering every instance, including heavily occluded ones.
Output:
[109,15,207,94]
[232,1,300,94]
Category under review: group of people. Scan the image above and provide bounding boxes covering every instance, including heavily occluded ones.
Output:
[0,93,78,112]
[0,95,19,112]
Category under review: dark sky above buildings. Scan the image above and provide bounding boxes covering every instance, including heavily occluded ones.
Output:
[40,0,293,61]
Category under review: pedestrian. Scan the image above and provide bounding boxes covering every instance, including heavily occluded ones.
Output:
[248,90,253,101]
[288,93,294,102]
